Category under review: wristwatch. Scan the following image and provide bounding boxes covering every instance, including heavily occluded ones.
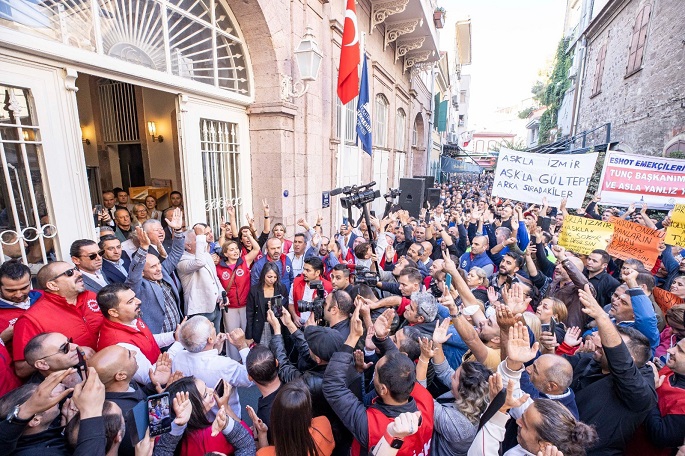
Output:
[383,431,404,449]
[6,405,33,425]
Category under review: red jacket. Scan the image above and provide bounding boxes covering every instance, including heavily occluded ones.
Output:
[97,318,161,363]
[352,383,434,456]
[0,343,20,396]
[13,291,103,362]
[291,276,332,316]
[216,258,251,308]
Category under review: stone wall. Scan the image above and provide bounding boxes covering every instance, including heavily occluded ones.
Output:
[576,0,685,156]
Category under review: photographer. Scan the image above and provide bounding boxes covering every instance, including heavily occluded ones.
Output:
[288,257,333,328]
[323,290,355,339]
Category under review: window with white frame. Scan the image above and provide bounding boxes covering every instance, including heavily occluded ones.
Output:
[395,108,406,151]
[372,150,390,215]
[374,94,388,148]
[394,151,406,187]
[200,118,242,238]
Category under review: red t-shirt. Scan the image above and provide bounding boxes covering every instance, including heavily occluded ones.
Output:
[97,318,161,363]
[13,291,103,362]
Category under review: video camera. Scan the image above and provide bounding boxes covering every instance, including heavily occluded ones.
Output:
[297,280,326,322]
[352,265,379,287]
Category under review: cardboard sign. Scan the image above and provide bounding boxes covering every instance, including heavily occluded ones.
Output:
[665,204,685,248]
[598,151,685,209]
[492,148,598,208]
[653,287,685,314]
[606,216,664,269]
[558,215,613,255]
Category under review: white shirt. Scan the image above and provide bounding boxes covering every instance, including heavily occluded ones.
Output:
[80,270,109,287]
[288,283,316,324]
[118,324,182,385]
[105,258,128,277]
[172,347,252,418]
[287,251,306,277]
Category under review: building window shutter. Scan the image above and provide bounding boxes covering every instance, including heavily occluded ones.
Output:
[592,43,607,96]
[437,100,448,132]
[626,4,651,76]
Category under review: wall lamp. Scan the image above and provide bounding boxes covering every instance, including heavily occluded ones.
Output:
[280,26,324,100]
[147,121,164,142]
[81,127,90,145]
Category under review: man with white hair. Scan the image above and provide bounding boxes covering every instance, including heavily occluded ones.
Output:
[176,224,223,332]
[172,316,252,417]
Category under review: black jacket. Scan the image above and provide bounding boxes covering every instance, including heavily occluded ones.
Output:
[245,283,288,343]
[107,382,157,456]
[586,270,621,307]
[0,416,105,456]
[269,333,359,456]
[565,342,657,455]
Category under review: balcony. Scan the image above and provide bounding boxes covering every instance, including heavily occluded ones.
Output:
[369,0,440,72]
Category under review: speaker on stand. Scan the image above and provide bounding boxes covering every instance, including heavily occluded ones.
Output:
[398,178,425,218]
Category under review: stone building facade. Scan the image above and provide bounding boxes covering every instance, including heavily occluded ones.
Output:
[561,0,685,156]
[0,0,443,262]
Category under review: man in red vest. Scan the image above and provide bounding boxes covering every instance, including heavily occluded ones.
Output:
[13,261,103,378]
[96,282,181,384]
[288,257,333,327]
[323,305,434,456]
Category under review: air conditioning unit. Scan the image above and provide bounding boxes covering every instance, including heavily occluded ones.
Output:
[448,132,459,143]
[452,95,459,109]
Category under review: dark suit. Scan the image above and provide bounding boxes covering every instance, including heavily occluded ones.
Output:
[245,282,288,343]
[80,271,110,293]
[101,252,131,284]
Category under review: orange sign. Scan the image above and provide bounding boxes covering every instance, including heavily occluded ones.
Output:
[653,287,685,314]
[606,216,665,270]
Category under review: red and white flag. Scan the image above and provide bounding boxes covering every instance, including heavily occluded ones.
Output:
[337,0,360,104]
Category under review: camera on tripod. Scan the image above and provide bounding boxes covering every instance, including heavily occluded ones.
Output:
[339,182,382,210]
[384,188,402,200]
[352,265,379,287]
[297,280,326,321]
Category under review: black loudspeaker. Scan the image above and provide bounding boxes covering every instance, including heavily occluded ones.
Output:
[426,188,441,208]
[399,178,425,217]
[415,175,435,192]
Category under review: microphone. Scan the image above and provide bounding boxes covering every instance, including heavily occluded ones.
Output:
[329,188,344,196]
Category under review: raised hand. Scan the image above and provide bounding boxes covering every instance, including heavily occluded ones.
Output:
[503,283,529,314]
[172,391,192,426]
[136,226,151,250]
[213,379,233,411]
[500,376,530,413]
[211,405,228,437]
[71,368,106,419]
[246,404,268,440]
[19,369,76,419]
[496,304,523,331]
[487,286,499,305]
[579,284,605,320]
[418,337,436,360]
[576,338,597,354]
[165,207,184,231]
[262,199,270,217]
[266,309,281,335]
[374,309,395,340]
[506,322,539,366]
[563,326,582,347]
[387,411,421,439]
[354,349,374,373]
[432,318,453,344]
[149,352,172,390]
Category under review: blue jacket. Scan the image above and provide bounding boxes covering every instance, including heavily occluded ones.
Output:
[0,290,41,311]
[458,251,494,273]
[125,233,185,334]
[250,254,294,296]
[520,369,579,418]
[626,288,660,354]
[101,251,131,285]
[304,247,340,272]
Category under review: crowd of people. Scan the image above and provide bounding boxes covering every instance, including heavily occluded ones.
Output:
[1,177,685,456]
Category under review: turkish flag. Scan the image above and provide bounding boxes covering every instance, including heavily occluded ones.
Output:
[337,0,360,104]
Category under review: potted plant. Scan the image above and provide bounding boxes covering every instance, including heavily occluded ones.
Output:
[434,7,446,29]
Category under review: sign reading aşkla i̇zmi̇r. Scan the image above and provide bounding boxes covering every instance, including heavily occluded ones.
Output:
[491,148,598,209]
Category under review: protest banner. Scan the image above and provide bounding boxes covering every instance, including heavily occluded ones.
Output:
[606,216,664,269]
[653,287,685,314]
[665,204,685,248]
[558,215,613,255]
[598,151,685,209]
[492,148,598,208]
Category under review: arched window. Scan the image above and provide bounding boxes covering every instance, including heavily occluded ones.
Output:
[395,108,406,151]
[0,0,251,95]
[374,94,389,148]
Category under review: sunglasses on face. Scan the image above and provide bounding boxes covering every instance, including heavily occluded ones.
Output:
[81,251,104,261]
[40,338,73,359]
[49,267,76,282]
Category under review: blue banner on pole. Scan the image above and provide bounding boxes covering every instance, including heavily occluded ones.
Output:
[356,54,372,155]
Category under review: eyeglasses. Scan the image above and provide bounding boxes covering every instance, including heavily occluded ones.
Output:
[49,267,76,282]
[81,251,104,260]
[40,338,73,359]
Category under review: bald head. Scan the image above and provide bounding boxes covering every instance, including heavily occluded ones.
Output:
[89,345,137,387]
[532,354,573,395]
[36,261,70,290]
[568,256,585,273]
[471,236,489,255]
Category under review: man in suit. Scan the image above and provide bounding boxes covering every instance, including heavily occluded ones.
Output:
[70,239,109,293]
[99,234,131,284]
[126,209,185,334]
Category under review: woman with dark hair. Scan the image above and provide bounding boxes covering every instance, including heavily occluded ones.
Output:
[145,195,162,220]
[256,379,335,456]
[246,262,287,345]
[417,320,492,455]
[164,376,254,456]
[216,235,259,360]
